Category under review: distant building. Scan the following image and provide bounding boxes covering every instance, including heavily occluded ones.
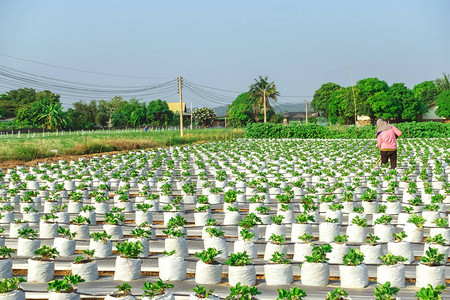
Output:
[167,102,187,114]
[283,111,318,122]
[420,102,447,122]
[356,115,372,126]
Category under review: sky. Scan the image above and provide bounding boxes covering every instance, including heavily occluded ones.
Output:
[0,0,449,109]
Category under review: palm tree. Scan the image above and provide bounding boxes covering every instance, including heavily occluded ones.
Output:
[248,76,280,123]
[435,73,450,92]
[38,103,67,130]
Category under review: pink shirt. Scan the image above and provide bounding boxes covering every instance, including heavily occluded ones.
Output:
[377,126,402,150]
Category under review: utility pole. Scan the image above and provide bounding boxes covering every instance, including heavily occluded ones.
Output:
[305,99,308,124]
[263,89,267,123]
[179,76,184,137]
[190,103,193,130]
[349,64,357,125]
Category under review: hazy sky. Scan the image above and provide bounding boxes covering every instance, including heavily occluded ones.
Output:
[0,0,449,108]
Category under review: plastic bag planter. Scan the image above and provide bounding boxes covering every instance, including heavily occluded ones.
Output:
[158,255,187,281]
[339,264,369,288]
[195,260,222,284]
[227,265,256,286]
[377,264,405,288]
[71,260,99,282]
[113,256,141,281]
[27,259,55,282]
[300,262,329,286]
[48,291,81,300]
[415,263,446,288]
[264,263,294,286]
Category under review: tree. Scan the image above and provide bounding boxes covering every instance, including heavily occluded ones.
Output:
[98,96,125,128]
[113,98,146,128]
[327,87,354,124]
[192,107,216,128]
[367,91,401,120]
[413,81,440,106]
[227,93,257,127]
[435,73,450,92]
[16,97,66,129]
[390,83,421,121]
[0,88,59,118]
[146,99,174,128]
[435,90,450,118]
[311,82,341,117]
[66,100,98,129]
[248,76,279,122]
[355,78,389,119]
[38,102,67,130]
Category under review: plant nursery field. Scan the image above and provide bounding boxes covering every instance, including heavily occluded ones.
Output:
[0,138,449,299]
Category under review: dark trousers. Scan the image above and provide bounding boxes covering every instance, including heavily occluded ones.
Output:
[380,150,397,169]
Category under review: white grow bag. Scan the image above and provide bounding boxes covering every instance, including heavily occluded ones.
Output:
[377,264,405,288]
[27,259,54,282]
[113,256,141,281]
[264,263,293,286]
[71,260,99,282]
[228,265,256,286]
[195,260,222,284]
[300,262,329,286]
[415,264,445,288]
[339,264,369,288]
[158,255,186,281]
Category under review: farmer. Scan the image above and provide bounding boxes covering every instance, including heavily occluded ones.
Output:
[376,119,402,169]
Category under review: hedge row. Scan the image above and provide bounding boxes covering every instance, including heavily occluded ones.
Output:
[245,122,450,139]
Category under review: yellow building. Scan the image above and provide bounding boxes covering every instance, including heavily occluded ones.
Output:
[167,102,186,113]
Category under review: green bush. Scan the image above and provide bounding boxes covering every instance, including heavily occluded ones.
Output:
[245,122,450,139]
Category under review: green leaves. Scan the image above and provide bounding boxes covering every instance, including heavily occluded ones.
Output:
[116,241,144,258]
[33,245,59,261]
[326,287,348,300]
[142,278,174,297]
[270,251,290,264]
[0,247,14,259]
[420,247,445,266]
[380,252,407,266]
[0,277,26,294]
[277,287,307,300]
[225,251,250,267]
[226,282,261,300]
[416,284,446,300]
[47,275,85,293]
[195,248,222,264]
[342,248,364,266]
[374,282,399,300]
[304,244,332,263]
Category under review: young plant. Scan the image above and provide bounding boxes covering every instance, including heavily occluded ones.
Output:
[47,274,85,293]
[90,231,112,244]
[136,203,153,213]
[342,248,364,266]
[374,215,393,225]
[18,228,38,240]
[408,213,426,230]
[162,228,186,239]
[194,248,222,265]
[73,249,95,264]
[295,213,315,224]
[380,252,408,265]
[0,277,26,293]
[333,235,348,244]
[393,231,407,242]
[0,247,14,259]
[415,284,446,300]
[115,282,133,296]
[104,212,125,225]
[116,241,144,259]
[420,247,445,266]
[427,233,447,245]
[276,287,307,300]
[326,287,349,300]
[374,281,400,300]
[298,233,314,243]
[205,227,225,238]
[304,244,332,263]
[225,251,250,266]
[142,278,174,298]
[270,215,284,225]
[226,282,261,300]
[351,216,367,227]
[239,228,255,242]
[57,227,77,240]
[270,251,290,264]
[269,234,286,245]
[433,218,449,228]
[191,285,216,299]
[33,245,59,261]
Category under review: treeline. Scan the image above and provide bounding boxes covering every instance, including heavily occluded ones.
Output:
[0,89,182,130]
[311,74,450,124]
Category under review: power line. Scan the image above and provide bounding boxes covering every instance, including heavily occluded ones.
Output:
[0,53,169,80]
